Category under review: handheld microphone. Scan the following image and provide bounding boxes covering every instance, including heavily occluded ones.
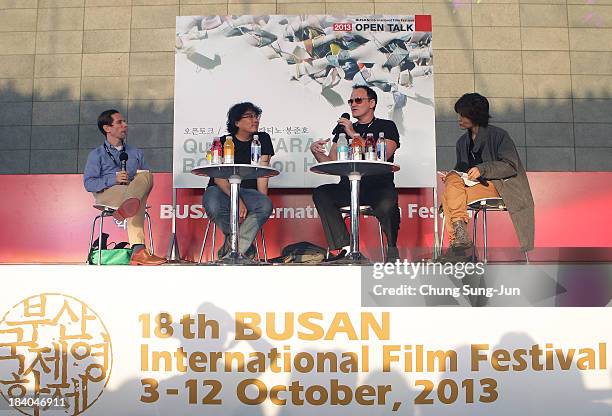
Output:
[119,151,128,172]
[331,113,351,135]
[455,161,488,186]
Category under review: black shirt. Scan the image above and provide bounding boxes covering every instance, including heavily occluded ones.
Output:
[208,131,275,190]
[467,133,483,169]
[332,117,401,188]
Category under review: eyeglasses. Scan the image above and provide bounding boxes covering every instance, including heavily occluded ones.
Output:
[240,113,260,120]
[347,97,371,105]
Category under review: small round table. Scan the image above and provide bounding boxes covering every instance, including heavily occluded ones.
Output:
[310,160,400,264]
[191,164,279,264]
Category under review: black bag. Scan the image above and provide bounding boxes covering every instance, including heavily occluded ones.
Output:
[269,241,327,264]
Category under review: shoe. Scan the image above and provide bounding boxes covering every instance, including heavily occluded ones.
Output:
[217,237,230,259]
[386,247,400,263]
[130,249,167,265]
[114,198,140,221]
[436,246,472,264]
[244,244,257,260]
[325,249,348,262]
[450,220,473,249]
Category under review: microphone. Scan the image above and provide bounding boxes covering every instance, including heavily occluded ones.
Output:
[119,151,128,172]
[455,161,488,186]
[331,113,350,135]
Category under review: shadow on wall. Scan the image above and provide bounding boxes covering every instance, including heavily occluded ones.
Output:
[0,77,611,175]
[0,82,174,175]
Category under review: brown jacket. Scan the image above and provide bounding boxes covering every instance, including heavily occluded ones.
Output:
[454,125,535,251]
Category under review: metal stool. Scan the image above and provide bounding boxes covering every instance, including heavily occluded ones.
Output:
[87,204,154,265]
[197,218,267,263]
[439,198,528,263]
[326,205,386,261]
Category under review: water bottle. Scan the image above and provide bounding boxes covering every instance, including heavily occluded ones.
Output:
[376,132,387,161]
[337,133,349,161]
[223,136,234,164]
[251,134,261,165]
[211,137,222,164]
[365,133,376,160]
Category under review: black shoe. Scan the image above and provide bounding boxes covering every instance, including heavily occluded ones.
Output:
[217,237,230,259]
[325,249,348,262]
[245,244,257,260]
[386,247,400,263]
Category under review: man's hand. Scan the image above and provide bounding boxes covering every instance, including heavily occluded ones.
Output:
[310,138,330,156]
[337,117,357,138]
[467,167,481,181]
[239,199,247,221]
[116,171,129,185]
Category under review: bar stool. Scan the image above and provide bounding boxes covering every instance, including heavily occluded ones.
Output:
[197,218,267,263]
[86,204,154,265]
[326,205,386,261]
[439,197,528,263]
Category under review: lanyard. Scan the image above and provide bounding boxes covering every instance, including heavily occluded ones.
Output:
[103,143,120,167]
[104,143,125,166]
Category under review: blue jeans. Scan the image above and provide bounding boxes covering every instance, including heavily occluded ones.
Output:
[203,186,273,255]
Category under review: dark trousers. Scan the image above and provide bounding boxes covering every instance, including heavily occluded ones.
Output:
[313,182,400,250]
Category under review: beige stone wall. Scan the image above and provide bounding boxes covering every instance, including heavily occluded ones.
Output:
[0,0,610,173]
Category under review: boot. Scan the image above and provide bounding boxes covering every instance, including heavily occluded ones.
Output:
[451,220,472,249]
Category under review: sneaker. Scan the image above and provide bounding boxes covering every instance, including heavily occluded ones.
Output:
[245,245,257,260]
[451,220,473,249]
[325,249,348,262]
[217,237,231,259]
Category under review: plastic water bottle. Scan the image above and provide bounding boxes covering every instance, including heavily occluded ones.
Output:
[337,133,349,161]
[211,137,222,164]
[376,132,387,162]
[365,133,376,160]
[251,134,261,165]
[223,136,234,164]
[351,134,364,160]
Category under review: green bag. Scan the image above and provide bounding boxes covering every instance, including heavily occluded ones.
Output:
[88,248,133,265]
[88,236,133,265]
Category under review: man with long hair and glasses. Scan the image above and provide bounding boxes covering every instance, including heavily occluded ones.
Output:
[84,109,167,265]
[310,85,401,262]
[203,102,274,259]
[438,93,534,258]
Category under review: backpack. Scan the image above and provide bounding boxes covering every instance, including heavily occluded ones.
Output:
[269,241,327,264]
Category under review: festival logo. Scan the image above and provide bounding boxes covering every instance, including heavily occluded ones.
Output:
[0,294,112,415]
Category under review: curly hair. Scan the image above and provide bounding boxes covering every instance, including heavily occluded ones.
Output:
[226,102,262,135]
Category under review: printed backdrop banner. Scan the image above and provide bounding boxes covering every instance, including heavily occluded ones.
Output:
[173,15,436,188]
[0,266,610,416]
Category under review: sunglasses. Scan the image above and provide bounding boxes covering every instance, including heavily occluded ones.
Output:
[347,97,371,105]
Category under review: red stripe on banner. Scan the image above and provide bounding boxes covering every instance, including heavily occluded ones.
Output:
[415,15,432,32]
[1,173,612,263]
